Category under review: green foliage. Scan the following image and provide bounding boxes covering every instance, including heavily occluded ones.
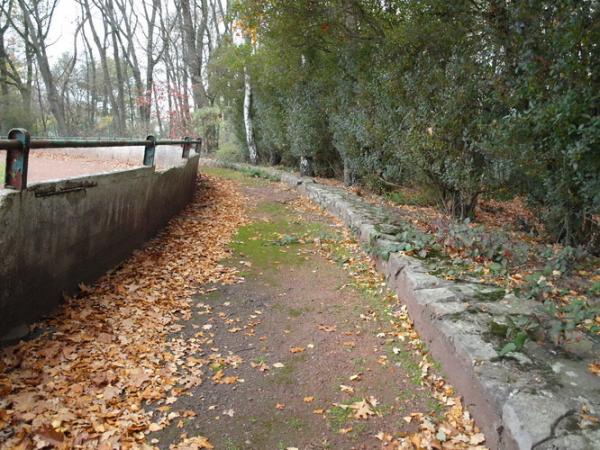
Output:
[434,221,529,268]
[373,221,439,261]
[491,315,539,357]
[544,298,600,337]
[214,112,246,163]
[210,0,600,251]
[192,106,221,152]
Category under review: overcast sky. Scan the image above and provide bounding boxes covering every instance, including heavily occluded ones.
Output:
[46,0,81,60]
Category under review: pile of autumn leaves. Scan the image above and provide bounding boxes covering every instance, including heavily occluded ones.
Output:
[0,175,246,449]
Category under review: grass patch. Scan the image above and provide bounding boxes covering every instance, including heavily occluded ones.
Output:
[285,417,305,431]
[230,202,326,271]
[286,306,311,318]
[426,398,445,421]
[353,357,366,371]
[256,200,288,216]
[327,404,354,431]
[387,344,422,386]
[201,165,281,184]
[231,222,306,269]
[252,355,267,365]
[201,166,270,186]
[224,438,241,450]
[270,353,307,385]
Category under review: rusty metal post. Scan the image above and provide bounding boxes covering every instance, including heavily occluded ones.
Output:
[182,137,192,158]
[4,128,31,190]
[194,137,202,154]
[143,135,156,166]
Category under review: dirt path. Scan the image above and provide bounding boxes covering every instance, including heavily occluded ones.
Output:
[147,168,449,449]
[0,168,484,450]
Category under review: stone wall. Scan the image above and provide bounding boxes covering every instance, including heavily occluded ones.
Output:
[0,155,199,338]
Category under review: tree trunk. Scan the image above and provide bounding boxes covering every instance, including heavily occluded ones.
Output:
[81,0,123,135]
[300,156,314,177]
[343,157,359,186]
[180,0,208,109]
[243,67,258,164]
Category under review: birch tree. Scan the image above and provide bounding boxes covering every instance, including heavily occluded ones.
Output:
[243,66,257,164]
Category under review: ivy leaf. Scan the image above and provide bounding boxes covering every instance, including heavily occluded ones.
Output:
[499,342,517,356]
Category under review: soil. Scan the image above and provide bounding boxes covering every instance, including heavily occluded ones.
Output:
[149,171,436,449]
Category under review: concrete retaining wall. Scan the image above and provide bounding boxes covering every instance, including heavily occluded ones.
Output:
[0,155,200,338]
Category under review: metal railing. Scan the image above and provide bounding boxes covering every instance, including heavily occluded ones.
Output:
[0,128,202,190]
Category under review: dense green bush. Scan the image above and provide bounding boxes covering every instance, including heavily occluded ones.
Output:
[211,0,600,252]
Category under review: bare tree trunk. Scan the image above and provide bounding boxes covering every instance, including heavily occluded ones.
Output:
[0,26,11,132]
[243,67,258,164]
[106,0,127,135]
[6,0,68,135]
[180,0,208,109]
[112,0,145,126]
[82,26,97,127]
[80,0,125,135]
[153,81,163,135]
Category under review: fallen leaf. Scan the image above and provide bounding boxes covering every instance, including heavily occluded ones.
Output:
[340,385,354,394]
[470,433,486,445]
[170,435,214,449]
[352,399,375,419]
[149,423,163,432]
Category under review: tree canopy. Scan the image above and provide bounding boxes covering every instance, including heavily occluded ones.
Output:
[209,0,600,251]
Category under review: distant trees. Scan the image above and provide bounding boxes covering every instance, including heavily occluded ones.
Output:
[208,0,600,251]
[0,0,229,138]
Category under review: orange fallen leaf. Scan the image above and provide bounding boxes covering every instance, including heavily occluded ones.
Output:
[221,376,238,385]
[171,435,214,449]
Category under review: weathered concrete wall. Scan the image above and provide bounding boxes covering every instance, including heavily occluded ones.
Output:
[0,155,199,337]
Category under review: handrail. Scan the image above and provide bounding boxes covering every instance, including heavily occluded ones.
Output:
[1,128,202,190]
